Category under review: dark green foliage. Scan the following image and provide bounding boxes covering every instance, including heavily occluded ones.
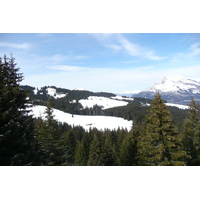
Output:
[4,55,199,166]
[62,128,77,165]
[0,55,36,166]
[35,100,68,165]
[118,125,139,166]
[87,129,104,166]
[101,130,116,166]
[21,85,116,115]
[137,93,186,166]
[182,99,200,165]
[75,132,92,166]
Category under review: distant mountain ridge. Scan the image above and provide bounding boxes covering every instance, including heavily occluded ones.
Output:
[133,75,200,105]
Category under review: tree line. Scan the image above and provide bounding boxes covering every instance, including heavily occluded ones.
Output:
[1,55,200,166]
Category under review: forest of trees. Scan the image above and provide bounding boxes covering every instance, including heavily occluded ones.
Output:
[1,55,200,166]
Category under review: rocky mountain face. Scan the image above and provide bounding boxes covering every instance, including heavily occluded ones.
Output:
[133,75,200,105]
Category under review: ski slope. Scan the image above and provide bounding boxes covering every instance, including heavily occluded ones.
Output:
[29,105,132,131]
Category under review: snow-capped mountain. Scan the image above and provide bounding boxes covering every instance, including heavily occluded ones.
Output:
[134,75,200,104]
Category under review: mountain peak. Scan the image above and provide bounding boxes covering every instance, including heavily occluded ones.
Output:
[134,76,200,104]
[146,75,200,93]
[162,75,185,83]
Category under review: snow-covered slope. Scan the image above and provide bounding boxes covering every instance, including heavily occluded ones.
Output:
[46,88,67,99]
[33,87,67,99]
[134,76,200,104]
[111,96,134,101]
[79,96,129,109]
[140,102,189,110]
[30,105,132,131]
[165,103,189,110]
[146,75,200,93]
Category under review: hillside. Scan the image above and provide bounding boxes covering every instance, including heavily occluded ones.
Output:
[29,105,132,131]
[133,75,200,105]
[22,85,192,131]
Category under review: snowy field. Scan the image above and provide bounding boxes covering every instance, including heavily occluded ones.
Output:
[140,102,189,110]
[78,96,128,109]
[29,105,132,131]
[165,103,189,110]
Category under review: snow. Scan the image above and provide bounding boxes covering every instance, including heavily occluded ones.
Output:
[79,96,128,109]
[33,87,42,95]
[69,100,76,103]
[146,75,200,93]
[33,88,37,95]
[111,96,134,101]
[46,87,67,99]
[165,103,189,110]
[141,102,189,110]
[30,105,132,131]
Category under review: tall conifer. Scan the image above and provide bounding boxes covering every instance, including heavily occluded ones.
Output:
[87,129,103,166]
[182,98,200,165]
[137,93,186,166]
[0,55,35,165]
[35,99,65,165]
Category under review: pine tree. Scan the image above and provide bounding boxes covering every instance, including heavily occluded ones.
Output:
[118,125,138,166]
[182,98,200,165]
[75,132,92,166]
[0,55,36,165]
[137,93,186,166]
[63,128,76,165]
[35,99,66,165]
[87,129,104,166]
[101,130,116,166]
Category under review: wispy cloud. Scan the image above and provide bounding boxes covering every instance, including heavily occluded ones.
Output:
[50,54,88,64]
[46,65,88,71]
[0,42,31,49]
[22,63,200,93]
[117,34,164,60]
[91,33,164,61]
[171,42,200,63]
[190,42,200,56]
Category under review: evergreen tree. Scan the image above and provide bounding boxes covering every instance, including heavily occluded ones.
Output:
[75,132,92,166]
[62,128,76,165]
[0,55,36,165]
[87,129,104,166]
[118,125,138,166]
[101,130,116,166]
[137,93,186,166]
[182,98,200,165]
[35,99,66,165]
[75,140,87,166]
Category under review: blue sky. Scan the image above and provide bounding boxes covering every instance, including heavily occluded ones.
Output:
[0,33,200,93]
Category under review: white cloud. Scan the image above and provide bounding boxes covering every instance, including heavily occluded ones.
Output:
[171,42,200,63]
[91,33,164,61]
[190,43,200,56]
[117,34,164,60]
[22,64,200,93]
[50,54,88,64]
[145,51,164,61]
[104,44,122,51]
[46,65,88,71]
[0,42,30,49]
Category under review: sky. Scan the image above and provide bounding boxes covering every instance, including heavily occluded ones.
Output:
[1,1,200,198]
[0,33,200,93]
